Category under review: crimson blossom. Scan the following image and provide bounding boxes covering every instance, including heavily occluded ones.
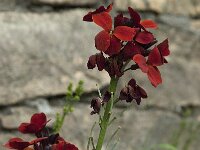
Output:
[83,3,170,112]
[4,113,78,150]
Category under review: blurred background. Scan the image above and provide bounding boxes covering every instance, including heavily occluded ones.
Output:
[0,0,200,150]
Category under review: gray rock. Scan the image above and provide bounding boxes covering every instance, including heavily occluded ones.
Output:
[1,103,200,150]
[0,10,110,105]
[115,0,200,17]
[191,20,200,33]
[31,0,97,6]
[0,0,31,11]
[0,106,37,129]
[26,98,52,113]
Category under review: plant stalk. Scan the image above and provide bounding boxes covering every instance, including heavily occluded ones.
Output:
[95,77,118,150]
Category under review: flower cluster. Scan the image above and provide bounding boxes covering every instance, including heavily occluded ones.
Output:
[4,113,78,150]
[83,4,170,111]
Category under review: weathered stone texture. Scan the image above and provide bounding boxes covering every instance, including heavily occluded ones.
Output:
[0,10,109,105]
[115,0,200,17]
[32,0,97,6]
[1,102,199,150]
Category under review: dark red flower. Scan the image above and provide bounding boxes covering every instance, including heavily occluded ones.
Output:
[102,91,111,103]
[18,113,49,134]
[133,53,162,87]
[4,137,47,150]
[83,4,112,22]
[4,138,30,150]
[93,12,136,56]
[90,97,102,115]
[87,53,106,71]
[119,79,147,105]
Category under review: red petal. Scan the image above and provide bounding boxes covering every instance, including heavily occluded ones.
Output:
[95,30,110,52]
[83,12,93,22]
[158,39,170,56]
[148,46,163,66]
[114,13,124,27]
[31,113,47,126]
[83,6,107,22]
[106,3,113,12]
[147,66,162,87]
[4,138,30,149]
[138,86,148,98]
[123,42,142,60]
[128,7,141,23]
[105,36,121,56]
[113,26,136,41]
[135,31,154,44]
[18,123,38,134]
[92,12,112,31]
[140,19,158,29]
[132,54,148,73]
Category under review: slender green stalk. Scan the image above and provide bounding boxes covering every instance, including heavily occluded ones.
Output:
[95,77,118,150]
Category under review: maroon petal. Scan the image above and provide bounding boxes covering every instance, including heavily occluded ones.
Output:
[132,54,148,73]
[18,123,38,134]
[31,113,47,126]
[128,79,136,88]
[113,26,136,41]
[102,91,111,103]
[105,36,121,56]
[87,54,97,69]
[138,86,148,98]
[147,66,162,87]
[83,5,108,22]
[90,97,102,115]
[158,39,170,56]
[4,138,30,150]
[140,19,158,29]
[148,46,163,66]
[114,13,126,27]
[128,7,141,24]
[123,42,142,60]
[53,141,79,150]
[95,30,110,52]
[135,31,154,44]
[119,86,129,100]
[92,12,112,31]
[83,12,93,22]
[96,53,106,71]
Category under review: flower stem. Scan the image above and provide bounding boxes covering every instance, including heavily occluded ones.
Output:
[96,77,118,150]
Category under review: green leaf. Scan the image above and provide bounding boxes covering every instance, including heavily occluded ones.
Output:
[158,144,177,150]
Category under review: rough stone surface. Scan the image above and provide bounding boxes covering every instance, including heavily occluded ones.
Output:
[0,10,109,105]
[115,0,200,17]
[0,1,200,150]
[32,0,97,6]
[1,102,200,150]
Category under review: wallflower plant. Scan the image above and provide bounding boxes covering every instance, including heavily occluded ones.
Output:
[4,3,170,150]
[84,3,170,150]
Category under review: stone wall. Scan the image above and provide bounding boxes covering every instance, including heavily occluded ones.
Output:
[0,0,200,150]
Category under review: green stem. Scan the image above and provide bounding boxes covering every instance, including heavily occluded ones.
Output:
[96,77,118,150]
